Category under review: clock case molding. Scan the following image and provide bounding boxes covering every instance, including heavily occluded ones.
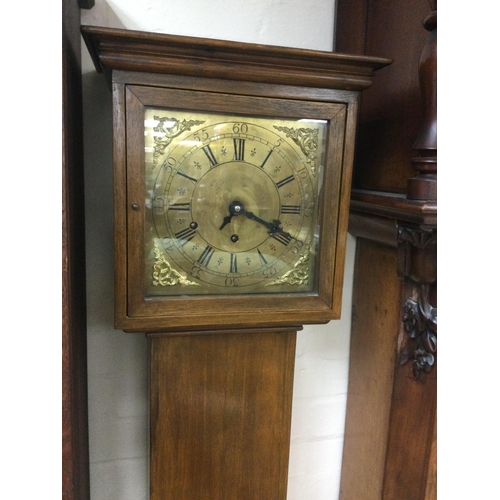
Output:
[81,26,391,334]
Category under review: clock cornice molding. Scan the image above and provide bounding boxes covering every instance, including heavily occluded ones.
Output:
[81,25,391,91]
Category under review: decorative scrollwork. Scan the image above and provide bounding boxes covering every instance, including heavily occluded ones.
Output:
[265,242,311,287]
[152,241,200,287]
[273,126,318,176]
[398,225,437,250]
[400,284,437,379]
[152,116,205,169]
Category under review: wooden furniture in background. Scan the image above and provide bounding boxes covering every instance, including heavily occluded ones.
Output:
[336,1,437,499]
[62,0,92,498]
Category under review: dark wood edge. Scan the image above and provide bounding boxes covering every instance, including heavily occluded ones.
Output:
[330,100,358,315]
[113,83,129,326]
[63,0,90,497]
[113,71,360,104]
[117,312,330,334]
[81,25,392,69]
[350,189,437,226]
[146,325,304,337]
[348,212,398,247]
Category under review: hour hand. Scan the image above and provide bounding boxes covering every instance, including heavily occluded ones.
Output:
[219,214,233,230]
[219,201,244,230]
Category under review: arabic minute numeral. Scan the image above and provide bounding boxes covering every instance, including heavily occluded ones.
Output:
[291,240,305,254]
[232,123,248,134]
[263,267,277,279]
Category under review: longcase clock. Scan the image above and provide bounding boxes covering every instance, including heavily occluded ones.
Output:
[82,25,390,500]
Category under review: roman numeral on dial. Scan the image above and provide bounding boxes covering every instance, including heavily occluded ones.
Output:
[177,171,198,183]
[169,202,191,211]
[260,149,273,168]
[197,245,215,267]
[202,145,218,167]
[175,227,197,246]
[230,253,238,273]
[257,248,268,265]
[233,139,245,161]
[281,205,301,215]
[271,232,292,246]
[276,175,295,189]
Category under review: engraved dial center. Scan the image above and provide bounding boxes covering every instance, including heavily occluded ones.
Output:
[192,161,280,253]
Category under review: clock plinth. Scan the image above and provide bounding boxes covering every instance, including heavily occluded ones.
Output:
[81,25,390,499]
[149,329,297,499]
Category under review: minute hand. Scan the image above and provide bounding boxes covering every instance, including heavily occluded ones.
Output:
[243,210,291,237]
[243,210,273,230]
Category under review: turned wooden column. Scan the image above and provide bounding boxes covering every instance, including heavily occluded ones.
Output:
[408,0,437,201]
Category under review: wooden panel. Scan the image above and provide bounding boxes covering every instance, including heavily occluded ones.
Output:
[62,0,90,498]
[150,330,296,500]
[339,239,401,500]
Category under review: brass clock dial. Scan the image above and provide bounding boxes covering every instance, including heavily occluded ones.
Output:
[144,110,327,296]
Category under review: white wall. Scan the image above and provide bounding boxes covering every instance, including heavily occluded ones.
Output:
[81,1,355,498]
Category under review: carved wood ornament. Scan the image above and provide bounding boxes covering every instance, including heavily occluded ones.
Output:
[398,225,437,379]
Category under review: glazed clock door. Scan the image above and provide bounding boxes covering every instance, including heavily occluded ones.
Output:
[125,85,347,331]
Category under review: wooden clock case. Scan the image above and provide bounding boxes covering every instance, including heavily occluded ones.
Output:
[81,26,391,334]
[80,25,391,500]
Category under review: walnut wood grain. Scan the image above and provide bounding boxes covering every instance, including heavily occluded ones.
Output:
[149,330,296,500]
